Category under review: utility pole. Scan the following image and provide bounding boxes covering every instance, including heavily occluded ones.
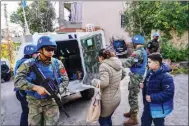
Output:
[4,4,9,39]
[22,0,30,35]
[58,0,65,28]
[21,0,33,44]
[3,3,15,69]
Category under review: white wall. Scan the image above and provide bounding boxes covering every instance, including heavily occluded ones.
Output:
[82,1,131,45]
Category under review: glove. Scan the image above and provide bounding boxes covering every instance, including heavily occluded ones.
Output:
[59,86,65,94]
[59,87,70,96]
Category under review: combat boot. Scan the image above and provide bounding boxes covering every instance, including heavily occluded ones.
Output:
[124,112,138,126]
[123,110,131,118]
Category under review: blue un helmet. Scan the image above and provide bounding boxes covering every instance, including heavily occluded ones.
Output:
[36,36,57,51]
[24,44,37,55]
[153,32,159,37]
[132,34,145,45]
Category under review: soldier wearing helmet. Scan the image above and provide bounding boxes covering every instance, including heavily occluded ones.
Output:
[146,32,160,54]
[14,44,38,76]
[13,44,38,126]
[14,36,69,125]
[122,34,147,126]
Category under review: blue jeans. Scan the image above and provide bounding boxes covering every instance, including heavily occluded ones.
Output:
[16,91,29,126]
[141,104,165,126]
[99,113,113,126]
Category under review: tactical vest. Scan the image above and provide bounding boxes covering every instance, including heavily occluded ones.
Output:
[14,58,28,97]
[147,39,159,53]
[14,58,28,76]
[25,58,60,99]
[130,48,147,75]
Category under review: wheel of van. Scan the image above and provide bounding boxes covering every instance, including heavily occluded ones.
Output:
[80,88,94,100]
[4,74,11,82]
[1,64,9,74]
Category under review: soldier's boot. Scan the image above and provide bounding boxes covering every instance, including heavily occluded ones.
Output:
[124,112,138,126]
[123,110,131,118]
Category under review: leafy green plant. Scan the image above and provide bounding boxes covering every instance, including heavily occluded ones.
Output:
[10,0,56,34]
[1,40,16,69]
[171,67,188,75]
[161,40,188,62]
[124,1,188,39]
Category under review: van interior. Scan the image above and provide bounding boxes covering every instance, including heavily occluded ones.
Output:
[54,40,83,81]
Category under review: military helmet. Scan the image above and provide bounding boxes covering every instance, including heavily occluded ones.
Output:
[132,34,145,44]
[37,36,57,51]
[24,44,37,55]
[153,32,159,37]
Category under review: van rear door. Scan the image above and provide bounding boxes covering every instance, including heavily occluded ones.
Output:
[79,31,106,84]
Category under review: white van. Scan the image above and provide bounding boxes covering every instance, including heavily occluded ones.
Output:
[30,30,106,100]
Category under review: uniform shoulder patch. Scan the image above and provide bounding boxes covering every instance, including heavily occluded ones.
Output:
[131,49,142,57]
[60,68,67,74]
[131,53,136,57]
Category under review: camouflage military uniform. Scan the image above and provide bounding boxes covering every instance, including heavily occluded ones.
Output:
[14,56,69,126]
[146,39,160,54]
[122,46,146,113]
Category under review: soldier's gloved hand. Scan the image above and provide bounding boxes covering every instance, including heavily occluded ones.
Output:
[32,85,51,96]
[64,87,69,93]
[59,86,64,94]
[59,87,70,96]
[64,87,70,95]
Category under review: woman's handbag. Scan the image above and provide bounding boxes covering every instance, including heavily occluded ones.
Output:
[86,82,101,123]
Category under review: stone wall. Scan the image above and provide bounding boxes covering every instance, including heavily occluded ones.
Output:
[169,30,188,49]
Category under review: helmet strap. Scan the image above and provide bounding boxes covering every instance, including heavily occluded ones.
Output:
[133,43,137,49]
[133,44,143,49]
[39,51,51,62]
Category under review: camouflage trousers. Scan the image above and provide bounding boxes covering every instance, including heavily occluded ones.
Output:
[128,72,143,113]
[27,96,60,126]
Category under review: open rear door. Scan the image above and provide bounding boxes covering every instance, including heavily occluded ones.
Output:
[79,30,106,84]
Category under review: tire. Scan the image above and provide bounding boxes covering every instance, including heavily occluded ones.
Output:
[80,88,94,100]
[4,73,11,82]
[1,64,9,74]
